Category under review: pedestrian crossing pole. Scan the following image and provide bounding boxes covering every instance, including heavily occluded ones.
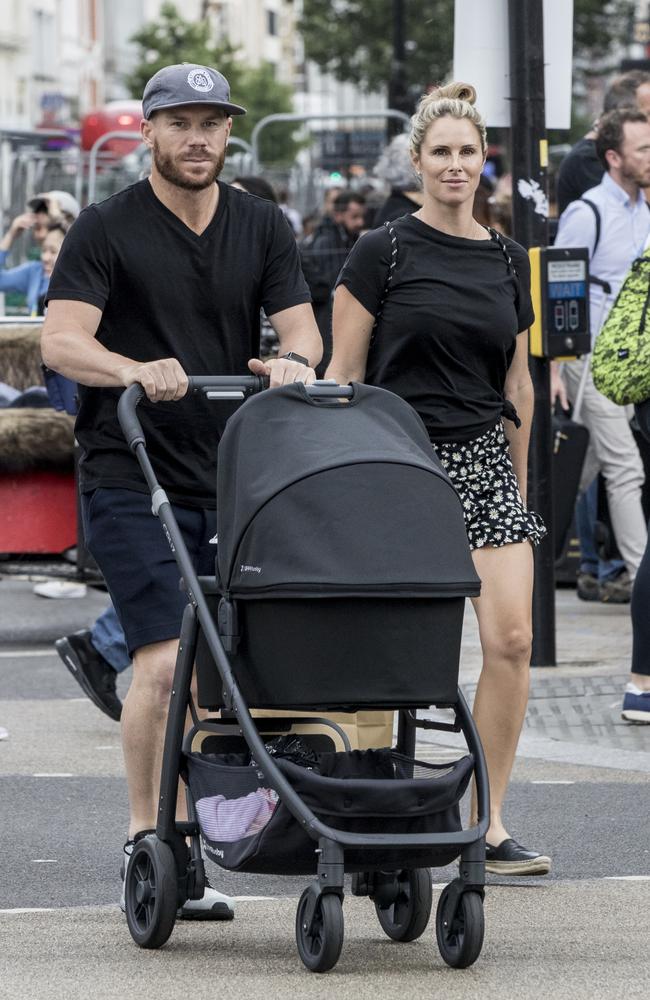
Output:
[508,0,557,666]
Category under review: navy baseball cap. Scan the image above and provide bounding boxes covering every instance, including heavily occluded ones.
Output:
[142,64,247,119]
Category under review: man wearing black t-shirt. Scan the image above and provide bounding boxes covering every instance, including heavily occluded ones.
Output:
[41,63,321,920]
[556,69,650,215]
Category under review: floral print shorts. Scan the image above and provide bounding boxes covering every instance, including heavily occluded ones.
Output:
[433,421,546,551]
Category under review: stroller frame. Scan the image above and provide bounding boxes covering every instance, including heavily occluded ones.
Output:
[117,377,490,972]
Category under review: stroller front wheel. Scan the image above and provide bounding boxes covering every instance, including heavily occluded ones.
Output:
[374,868,433,942]
[295,888,344,973]
[125,836,178,949]
[435,885,484,968]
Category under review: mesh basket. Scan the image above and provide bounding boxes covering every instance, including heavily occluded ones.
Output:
[183,746,474,875]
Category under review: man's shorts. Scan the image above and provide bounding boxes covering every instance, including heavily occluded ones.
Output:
[81,487,216,657]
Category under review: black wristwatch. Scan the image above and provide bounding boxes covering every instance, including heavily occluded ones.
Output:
[280,351,309,366]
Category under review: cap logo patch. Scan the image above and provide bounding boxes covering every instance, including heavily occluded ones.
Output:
[187,68,214,93]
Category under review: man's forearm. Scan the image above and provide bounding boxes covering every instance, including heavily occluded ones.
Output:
[41,326,139,387]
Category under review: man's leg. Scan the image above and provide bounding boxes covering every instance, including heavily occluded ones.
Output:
[564,364,646,578]
[574,481,600,601]
[121,638,178,837]
[55,603,126,721]
[81,488,233,919]
[91,604,131,672]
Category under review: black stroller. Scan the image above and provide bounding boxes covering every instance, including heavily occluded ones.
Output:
[117,376,489,973]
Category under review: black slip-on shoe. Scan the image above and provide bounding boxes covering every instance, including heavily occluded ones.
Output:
[55,629,122,722]
[485,838,551,876]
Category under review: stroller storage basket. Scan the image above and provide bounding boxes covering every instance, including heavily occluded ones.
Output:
[184,747,474,875]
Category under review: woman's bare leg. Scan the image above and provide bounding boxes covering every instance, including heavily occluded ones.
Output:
[469,541,534,845]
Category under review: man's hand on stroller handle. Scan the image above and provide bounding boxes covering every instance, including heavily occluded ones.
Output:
[119,358,189,403]
[248,356,316,387]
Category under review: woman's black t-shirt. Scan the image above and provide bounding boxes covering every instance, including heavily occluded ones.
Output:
[46,180,311,507]
[336,214,534,442]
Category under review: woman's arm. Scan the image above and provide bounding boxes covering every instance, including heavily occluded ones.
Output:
[325,284,375,384]
[503,330,534,505]
[0,213,37,253]
[0,260,36,296]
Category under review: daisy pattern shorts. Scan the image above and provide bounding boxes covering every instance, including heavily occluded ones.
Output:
[433,420,546,551]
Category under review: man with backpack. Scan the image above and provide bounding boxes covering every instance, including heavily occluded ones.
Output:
[554,108,650,721]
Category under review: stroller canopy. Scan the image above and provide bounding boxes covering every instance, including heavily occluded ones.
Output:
[216,382,480,600]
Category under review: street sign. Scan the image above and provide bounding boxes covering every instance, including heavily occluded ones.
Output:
[453,0,573,128]
[529,246,591,359]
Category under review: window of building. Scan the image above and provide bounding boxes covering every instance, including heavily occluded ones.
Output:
[32,8,57,79]
[267,9,278,36]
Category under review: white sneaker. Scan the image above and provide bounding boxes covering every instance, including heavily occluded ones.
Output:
[33,580,87,599]
[177,881,235,921]
[119,838,134,912]
[120,838,234,921]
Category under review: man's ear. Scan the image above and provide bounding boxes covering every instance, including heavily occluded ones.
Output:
[605,147,620,171]
[141,118,153,149]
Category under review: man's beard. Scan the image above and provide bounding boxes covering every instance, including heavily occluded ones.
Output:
[152,140,225,190]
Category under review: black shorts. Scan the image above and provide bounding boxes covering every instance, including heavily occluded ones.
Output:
[81,487,216,657]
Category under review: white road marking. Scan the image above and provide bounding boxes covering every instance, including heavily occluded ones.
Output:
[0,908,59,914]
[531,780,575,784]
[0,648,54,658]
[31,860,58,864]
[95,746,120,751]
[32,773,74,778]
[603,875,650,881]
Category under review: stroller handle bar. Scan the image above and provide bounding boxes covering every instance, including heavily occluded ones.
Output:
[118,377,354,453]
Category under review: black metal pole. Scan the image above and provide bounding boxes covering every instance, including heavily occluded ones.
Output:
[388,0,407,137]
[508,0,556,666]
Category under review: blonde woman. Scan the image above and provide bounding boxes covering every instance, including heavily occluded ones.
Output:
[327,83,550,875]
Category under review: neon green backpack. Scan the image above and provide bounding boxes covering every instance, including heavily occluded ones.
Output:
[591,250,650,405]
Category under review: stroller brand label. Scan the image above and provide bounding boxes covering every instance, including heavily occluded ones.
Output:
[240,564,262,574]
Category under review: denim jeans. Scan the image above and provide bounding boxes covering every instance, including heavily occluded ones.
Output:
[91,605,131,673]
[576,478,626,582]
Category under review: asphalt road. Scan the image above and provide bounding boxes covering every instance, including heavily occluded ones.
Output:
[1,615,650,997]
[0,578,650,1000]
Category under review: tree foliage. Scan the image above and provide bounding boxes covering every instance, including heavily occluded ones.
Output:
[300,0,638,104]
[299,0,454,98]
[574,0,636,70]
[125,2,300,165]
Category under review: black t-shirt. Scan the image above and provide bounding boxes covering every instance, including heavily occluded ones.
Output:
[373,190,420,226]
[336,215,534,443]
[556,138,603,215]
[47,180,311,507]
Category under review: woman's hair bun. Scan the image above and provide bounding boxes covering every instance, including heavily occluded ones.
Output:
[430,82,477,106]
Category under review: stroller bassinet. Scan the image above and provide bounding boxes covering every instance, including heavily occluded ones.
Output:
[117,377,489,973]
[196,381,480,709]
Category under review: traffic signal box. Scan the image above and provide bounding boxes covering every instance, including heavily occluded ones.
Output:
[529,246,591,360]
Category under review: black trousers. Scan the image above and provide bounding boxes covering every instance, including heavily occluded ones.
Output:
[632,524,650,676]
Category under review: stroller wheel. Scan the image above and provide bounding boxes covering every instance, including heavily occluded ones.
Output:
[125,836,178,949]
[295,889,344,973]
[435,886,484,968]
[374,868,433,942]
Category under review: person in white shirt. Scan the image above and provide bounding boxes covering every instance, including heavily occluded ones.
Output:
[553,108,650,591]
